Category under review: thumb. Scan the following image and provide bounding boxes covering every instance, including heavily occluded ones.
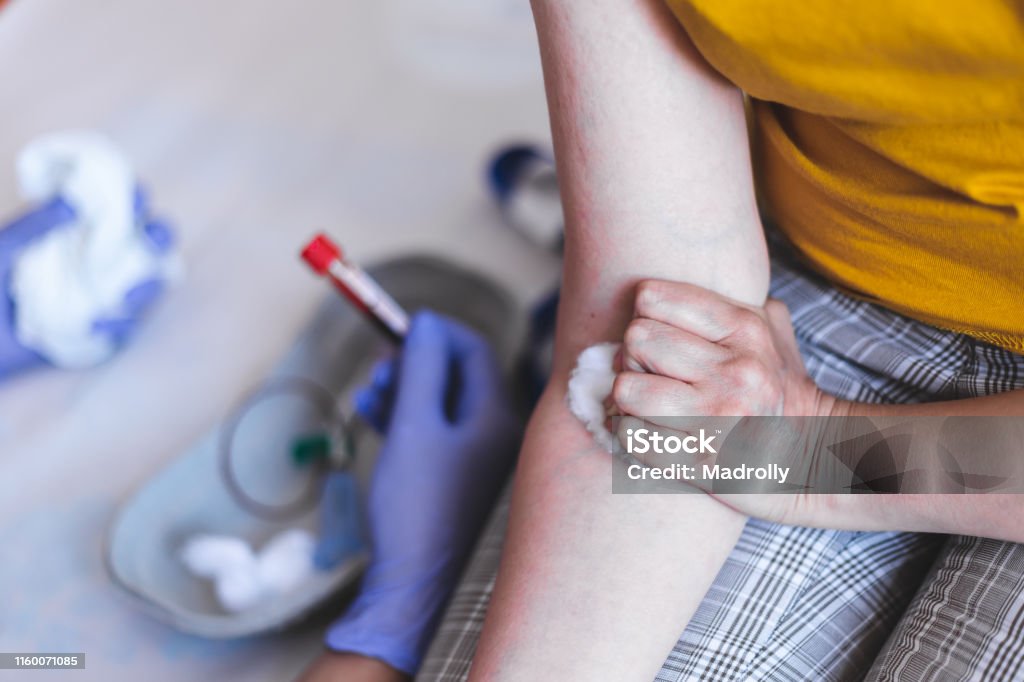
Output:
[0,198,75,252]
[392,311,450,422]
[443,319,504,425]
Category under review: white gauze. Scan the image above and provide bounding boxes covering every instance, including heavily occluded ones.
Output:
[10,131,180,368]
[566,342,620,452]
[180,529,317,613]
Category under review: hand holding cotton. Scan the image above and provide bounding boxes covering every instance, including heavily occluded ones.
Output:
[9,132,180,367]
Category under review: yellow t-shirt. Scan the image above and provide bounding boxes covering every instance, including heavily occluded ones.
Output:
[667,0,1024,352]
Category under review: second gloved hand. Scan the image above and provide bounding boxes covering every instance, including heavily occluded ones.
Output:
[320,311,521,675]
[0,190,174,379]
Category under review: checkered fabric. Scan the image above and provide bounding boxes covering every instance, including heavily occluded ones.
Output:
[416,252,1024,682]
[866,536,1024,682]
[417,481,512,682]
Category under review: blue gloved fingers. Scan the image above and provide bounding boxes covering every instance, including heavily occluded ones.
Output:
[354,356,399,433]
[90,279,164,344]
[0,197,75,252]
[314,470,364,570]
[321,313,519,673]
[355,386,389,433]
[93,279,162,325]
[0,290,45,377]
[133,186,175,254]
[91,317,135,347]
[123,279,164,316]
[133,185,149,217]
[142,218,175,254]
[372,354,397,389]
[354,387,378,426]
[392,311,453,422]
[94,188,171,339]
[0,198,75,377]
[438,317,504,425]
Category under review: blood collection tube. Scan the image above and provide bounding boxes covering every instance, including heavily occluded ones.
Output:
[301,233,410,343]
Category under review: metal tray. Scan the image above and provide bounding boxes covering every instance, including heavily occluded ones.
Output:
[105,255,522,638]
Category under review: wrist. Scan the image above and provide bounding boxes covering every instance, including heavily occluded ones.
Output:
[826,397,880,418]
[816,391,844,418]
[324,563,455,675]
[298,651,409,682]
[792,379,841,418]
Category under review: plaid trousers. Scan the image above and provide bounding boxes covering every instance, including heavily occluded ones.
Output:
[417,254,1024,681]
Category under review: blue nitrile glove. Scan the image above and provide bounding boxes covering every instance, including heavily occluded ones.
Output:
[319,310,521,675]
[0,189,174,379]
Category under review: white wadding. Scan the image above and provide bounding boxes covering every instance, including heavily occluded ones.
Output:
[179,529,316,613]
[566,342,620,452]
[10,131,181,367]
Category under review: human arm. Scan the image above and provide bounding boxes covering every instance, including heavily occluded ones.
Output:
[615,278,1024,543]
[297,653,407,682]
[467,2,769,680]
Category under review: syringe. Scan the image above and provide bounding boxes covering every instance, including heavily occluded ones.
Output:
[300,234,410,343]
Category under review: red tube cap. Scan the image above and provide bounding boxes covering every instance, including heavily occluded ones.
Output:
[301,233,342,275]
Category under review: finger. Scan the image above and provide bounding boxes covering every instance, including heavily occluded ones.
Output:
[354,357,398,432]
[141,219,175,254]
[614,414,648,459]
[633,279,763,344]
[440,316,503,424]
[133,185,150,217]
[91,280,163,344]
[612,371,705,418]
[134,186,177,255]
[371,355,398,391]
[122,279,164,316]
[354,386,388,433]
[0,197,75,251]
[622,317,729,382]
[91,317,134,346]
[615,417,707,469]
[612,345,624,374]
[392,310,449,420]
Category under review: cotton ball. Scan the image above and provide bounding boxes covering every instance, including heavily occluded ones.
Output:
[180,529,317,612]
[257,529,316,593]
[567,342,620,452]
[215,566,267,613]
[179,534,256,579]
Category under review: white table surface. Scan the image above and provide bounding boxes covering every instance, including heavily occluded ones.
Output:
[0,0,557,679]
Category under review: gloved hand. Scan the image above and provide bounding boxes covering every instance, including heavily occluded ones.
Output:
[318,310,521,675]
[0,189,173,379]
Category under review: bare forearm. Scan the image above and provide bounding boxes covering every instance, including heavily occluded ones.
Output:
[470,386,746,681]
[812,390,1024,541]
[839,389,1024,417]
[533,0,768,369]
[469,1,768,679]
[730,390,1024,541]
